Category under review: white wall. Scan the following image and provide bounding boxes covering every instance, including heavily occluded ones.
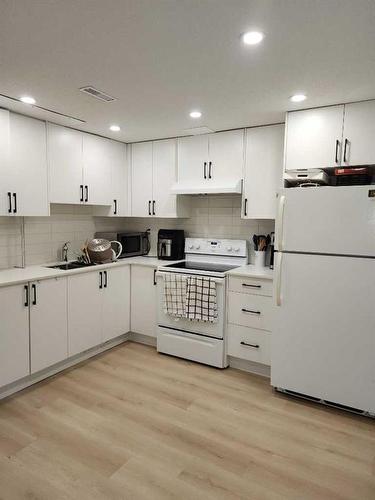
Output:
[0,195,274,269]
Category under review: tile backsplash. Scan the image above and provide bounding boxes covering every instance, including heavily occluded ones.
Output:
[0,195,274,269]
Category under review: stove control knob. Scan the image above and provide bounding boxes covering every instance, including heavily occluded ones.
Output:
[234,247,240,252]
[188,244,194,250]
[196,245,200,250]
[227,246,232,252]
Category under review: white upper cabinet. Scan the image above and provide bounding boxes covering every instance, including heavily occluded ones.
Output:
[1,113,48,216]
[131,141,153,217]
[48,123,83,204]
[208,129,244,183]
[82,133,112,206]
[131,139,190,217]
[178,134,209,186]
[177,130,244,191]
[243,124,284,219]
[284,105,344,171]
[342,100,375,166]
[109,141,128,216]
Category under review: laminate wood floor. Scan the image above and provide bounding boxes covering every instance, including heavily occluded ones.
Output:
[0,341,374,500]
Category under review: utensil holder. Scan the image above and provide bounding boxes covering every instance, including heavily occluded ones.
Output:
[254,251,266,269]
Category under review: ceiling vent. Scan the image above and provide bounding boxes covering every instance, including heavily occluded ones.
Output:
[79,86,116,102]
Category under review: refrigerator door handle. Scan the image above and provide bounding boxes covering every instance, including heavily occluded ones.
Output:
[275,252,283,307]
[275,194,286,251]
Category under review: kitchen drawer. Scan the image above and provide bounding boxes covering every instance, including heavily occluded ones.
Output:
[227,324,271,365]
[228,292,272,331]
[228,276,272,297]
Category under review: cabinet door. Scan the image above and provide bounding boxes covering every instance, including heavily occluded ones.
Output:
[131,142,153,216]
[82,133,112,205]
[208,130,244,183]
[130,265,157,337]
[0,109,11,216]
[68,272,102,356]
[9,113,49,215]
[152,139,178,217]
[102,266,130,342]
[48,123,84,204]
[243,125,284,219]
[110,141,128,216]
[342,100,375,166]
[0,284,29,387]
[177,135,209,186]
[30,277,68,373]
[284,105,344,170]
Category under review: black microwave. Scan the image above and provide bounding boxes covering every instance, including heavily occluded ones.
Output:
[94,231,150,258]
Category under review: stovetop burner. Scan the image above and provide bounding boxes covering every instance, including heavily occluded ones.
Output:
[163,261,239,273]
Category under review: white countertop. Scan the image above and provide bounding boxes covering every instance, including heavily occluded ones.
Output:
[0,256,183,288]
[226,264,274,280]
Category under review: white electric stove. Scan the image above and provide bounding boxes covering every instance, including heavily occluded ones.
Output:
[156,238,248,367]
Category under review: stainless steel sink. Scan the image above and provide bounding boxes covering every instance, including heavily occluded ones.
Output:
[47,261,95,271]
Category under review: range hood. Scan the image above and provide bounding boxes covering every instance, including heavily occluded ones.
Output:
[171,179,242,195]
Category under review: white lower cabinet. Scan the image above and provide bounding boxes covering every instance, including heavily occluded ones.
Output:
[68,271,103,356]
[0,284,29,387]
[30,277,68,374]
[227,275,273,366]
[102,266,130,342]
[68,267,131,356]
[131,265,157,337]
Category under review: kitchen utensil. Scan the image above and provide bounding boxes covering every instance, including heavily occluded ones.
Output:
[253,234,258,251]
[87,239,122,264]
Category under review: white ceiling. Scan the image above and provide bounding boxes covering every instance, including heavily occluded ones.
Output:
[1,0,375,143]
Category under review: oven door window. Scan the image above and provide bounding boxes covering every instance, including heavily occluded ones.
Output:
[122,236,140,254]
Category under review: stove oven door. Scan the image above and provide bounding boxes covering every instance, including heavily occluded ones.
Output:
[156,271,225,338]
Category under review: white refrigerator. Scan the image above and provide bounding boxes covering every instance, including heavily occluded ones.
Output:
[272,185,375,416]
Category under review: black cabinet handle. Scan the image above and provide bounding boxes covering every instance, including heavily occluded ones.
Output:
[242,283,261,289]
[208,161,212,179]
[104,270,108,288]
[148,200,151,216]
[203,162,207,179]
[153,269,157,286]
[32,284,37,305]
[152,200,156,216]
[343,138,349,163]
[13,193,17,213]
[114,199,117,215]
[240,341,259,348]
[80,185,84,202]
[244,198,248,217]
[7,192,12,213]
[24,285,29,307]
[85,185,89,203]
[99,271,103,289]
[241,308,261,315]
[335,139,340,163]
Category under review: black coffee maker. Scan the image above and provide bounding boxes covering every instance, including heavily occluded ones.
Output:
[157,229,185,260]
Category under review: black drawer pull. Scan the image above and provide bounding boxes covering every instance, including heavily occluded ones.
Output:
[203,162,207,179]
[148,200,151,216]
[99,271,103,289]
[153,268,157,286]
[240,341,259,348]
[80,185,84,202]
[104,270,108,288]
[32,284,37,305]
[242,283,261,288]
[343,138,349,163]
[85,185,89,203]
[114,199,117,215]
[241,308,261,315]
[7,192,12,213]
[24,285,29,307]
[13,193,17,213]
[335,139,340,163]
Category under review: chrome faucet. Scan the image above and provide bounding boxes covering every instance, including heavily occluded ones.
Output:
[62,241,70,262]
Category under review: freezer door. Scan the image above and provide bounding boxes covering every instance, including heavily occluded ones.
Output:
[275,186,375,256]
[272,252,375,413]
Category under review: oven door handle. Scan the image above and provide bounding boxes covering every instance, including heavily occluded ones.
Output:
[155,271,225,284]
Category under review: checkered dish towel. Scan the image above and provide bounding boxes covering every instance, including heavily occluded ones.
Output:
[186,276,218,323]
[163,273,187,318]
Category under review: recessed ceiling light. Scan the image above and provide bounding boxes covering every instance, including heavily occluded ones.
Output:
[109,125,121,132]
[20,96,36,105]
[189,111,202,118]
[242,31,264,45]
[290,94,307,103]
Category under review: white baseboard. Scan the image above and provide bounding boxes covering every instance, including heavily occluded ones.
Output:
[128,332,157,347]
[0,332,131,401]
[228,356,270,378]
